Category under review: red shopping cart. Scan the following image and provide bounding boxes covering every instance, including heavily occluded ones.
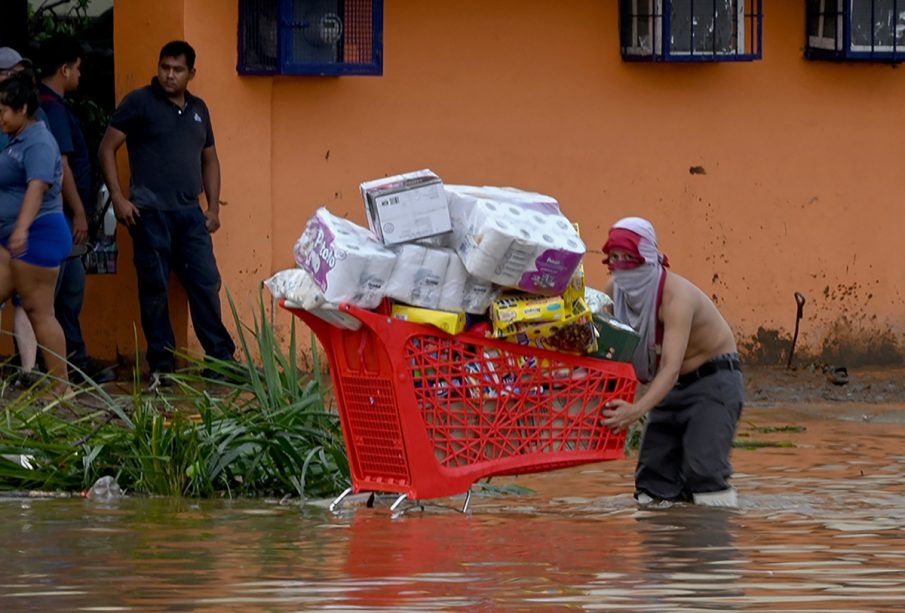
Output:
[283,301,637,510]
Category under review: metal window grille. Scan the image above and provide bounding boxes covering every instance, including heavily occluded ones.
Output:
[238,0,383,76]
[619,0,763,61]
[807,0,905,61]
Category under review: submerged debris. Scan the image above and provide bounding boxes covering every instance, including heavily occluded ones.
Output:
[87,476,124,501]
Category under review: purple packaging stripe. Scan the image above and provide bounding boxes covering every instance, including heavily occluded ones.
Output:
[518,249,584,294]
[298,217,337,293]
[516,199,562,216]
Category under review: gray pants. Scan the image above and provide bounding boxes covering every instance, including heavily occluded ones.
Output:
[635,365,744,501]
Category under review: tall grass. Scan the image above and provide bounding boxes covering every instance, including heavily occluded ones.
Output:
[0,293,350,499]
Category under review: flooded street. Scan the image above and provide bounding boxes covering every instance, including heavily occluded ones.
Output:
[3,403,905,611]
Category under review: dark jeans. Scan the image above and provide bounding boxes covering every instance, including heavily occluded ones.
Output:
[55,203,91,369]
[54,255,88,368]
[128,207,235,373]
[635,366,744,501]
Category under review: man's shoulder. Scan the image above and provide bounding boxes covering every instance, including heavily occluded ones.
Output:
[185,88,209,105]
[186,91,211,114]
[663,271,696,293]
[661,272,702,312]
[37,86,66,114]
[120,84,155,106]
[111,86,154,128]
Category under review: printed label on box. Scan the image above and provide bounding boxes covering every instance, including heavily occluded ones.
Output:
[363,171,452,245]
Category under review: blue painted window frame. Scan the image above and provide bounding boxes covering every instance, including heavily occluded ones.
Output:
[619,0,763,62]
[237,0,383,76]
[806,0,905,62]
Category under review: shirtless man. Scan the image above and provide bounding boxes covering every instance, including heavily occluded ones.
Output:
[600,217,743,507]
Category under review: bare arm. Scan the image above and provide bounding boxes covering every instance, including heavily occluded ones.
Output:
[9,180,51,257]
[60,155,88,243]
[601,283,694,431]
[98,126,140,226]
[630,295,692,412]
[201,145,221,233]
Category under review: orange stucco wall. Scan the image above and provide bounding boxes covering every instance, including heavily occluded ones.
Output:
[91,0,905,368]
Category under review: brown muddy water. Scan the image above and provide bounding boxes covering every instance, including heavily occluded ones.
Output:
[2,404,905,612]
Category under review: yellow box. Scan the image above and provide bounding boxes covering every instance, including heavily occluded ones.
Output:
[563,261,585,307]
[503,298,597,354]
[392,304,466,334]
[490,294,565,336]
[563,223,585,305]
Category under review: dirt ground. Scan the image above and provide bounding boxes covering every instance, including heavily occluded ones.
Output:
[741,363,905,408]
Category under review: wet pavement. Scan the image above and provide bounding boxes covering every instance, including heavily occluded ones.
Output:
[2,403,905,611]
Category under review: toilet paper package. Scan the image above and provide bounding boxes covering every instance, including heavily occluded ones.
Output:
[437,254,500,314]
[264,268,362,330]
[386,243,498,314]
[263,268,310,301]
[293,207,397,309]
[445,185,585,296]
[453,185,562,215]
[384,243,452,309]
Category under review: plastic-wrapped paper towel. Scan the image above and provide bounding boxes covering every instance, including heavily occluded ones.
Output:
[263,268,310,301]
[384,243,451,309]
[264,268,362,330]
[445,185,585,296]
[438,255,500,314]
[585,287,614,315]
[293,207,397,309]
[384,243,498,314]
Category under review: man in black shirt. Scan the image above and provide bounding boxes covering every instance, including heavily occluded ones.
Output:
[38,34,114,383]
[98,40,235,387]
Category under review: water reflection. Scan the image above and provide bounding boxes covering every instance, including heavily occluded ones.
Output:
[1,406,905,611]
[633,506,745,607]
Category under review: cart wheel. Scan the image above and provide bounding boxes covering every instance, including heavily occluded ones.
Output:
[461,490,473,514]
[389,493,408,512]
[329,487,353,512]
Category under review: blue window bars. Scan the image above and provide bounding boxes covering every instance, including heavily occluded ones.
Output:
[238,0,383,76]
[807,0,905,62]
[619,0,763,61]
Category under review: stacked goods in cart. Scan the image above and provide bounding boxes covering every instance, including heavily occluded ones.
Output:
[265,168,641,364]
[269,169,645,503]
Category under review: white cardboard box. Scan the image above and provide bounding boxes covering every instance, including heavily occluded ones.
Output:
[360,169,452,245]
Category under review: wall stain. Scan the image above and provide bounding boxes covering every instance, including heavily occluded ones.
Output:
[819,318,903,366]
[738,322,905,366]
[739,327,789,365]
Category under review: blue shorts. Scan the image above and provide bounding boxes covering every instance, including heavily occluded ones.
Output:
[0,212,73,268]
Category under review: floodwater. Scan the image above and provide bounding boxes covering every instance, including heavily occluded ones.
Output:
[2,404,905,612]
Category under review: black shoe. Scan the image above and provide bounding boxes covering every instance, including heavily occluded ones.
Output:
[70,365,116,385]
[148,371,175,391]
[201,368,229,382]
[202,359,245,383]
[92,368,116,384]
[16,369,48,389]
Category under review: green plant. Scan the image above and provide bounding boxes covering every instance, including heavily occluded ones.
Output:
[624,416,645,453]
[0,293,351,500]
[29,0,94,40]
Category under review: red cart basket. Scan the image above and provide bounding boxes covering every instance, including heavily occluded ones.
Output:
[283,301,637,505]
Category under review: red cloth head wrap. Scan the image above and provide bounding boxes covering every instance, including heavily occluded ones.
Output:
[603,228,644,270]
